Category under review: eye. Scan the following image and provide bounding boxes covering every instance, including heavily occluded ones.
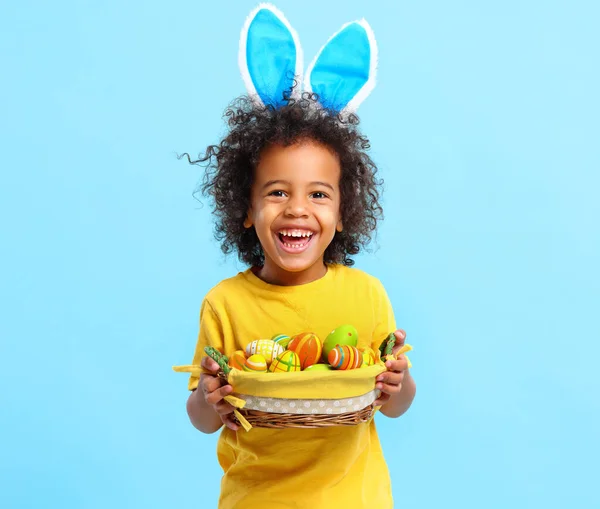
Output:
[311,191,329,199]
[268,190,286,197]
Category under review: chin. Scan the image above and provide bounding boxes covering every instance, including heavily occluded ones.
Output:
[276,258,319,273]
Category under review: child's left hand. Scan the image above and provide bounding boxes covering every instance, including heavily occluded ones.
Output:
[374,329,409,406]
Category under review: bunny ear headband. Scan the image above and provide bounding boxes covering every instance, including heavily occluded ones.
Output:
[239,3,378,115]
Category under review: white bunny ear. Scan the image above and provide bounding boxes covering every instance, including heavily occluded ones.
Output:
[304,19,378,114]
[239,3,303,107]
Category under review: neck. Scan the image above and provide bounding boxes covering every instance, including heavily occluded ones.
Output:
[255,260,328,286]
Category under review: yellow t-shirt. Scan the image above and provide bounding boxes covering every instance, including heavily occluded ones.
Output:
[188,263,397,509]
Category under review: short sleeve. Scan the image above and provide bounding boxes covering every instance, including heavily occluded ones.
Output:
[187,299,224,391]
[371,278,397,353]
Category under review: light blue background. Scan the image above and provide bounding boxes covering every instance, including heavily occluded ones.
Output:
[1,1,598,508]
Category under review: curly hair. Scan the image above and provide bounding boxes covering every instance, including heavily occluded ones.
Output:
[181,91,384,267]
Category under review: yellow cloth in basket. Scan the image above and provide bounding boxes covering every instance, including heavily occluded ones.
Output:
[227,364,386,399]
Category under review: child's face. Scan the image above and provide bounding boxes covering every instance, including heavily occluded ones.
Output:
[245,140,343,285]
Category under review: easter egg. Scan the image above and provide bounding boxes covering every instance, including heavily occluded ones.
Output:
[359,346,377,367]
[288,332,322,370]
[304,363,333,372]
[268,350,301,373]
[243,354,268,372]
[245,339,284,365]
[322,324,359,360]
[328,345,363,370]
[271,334,292,349]
[228,350,247,370]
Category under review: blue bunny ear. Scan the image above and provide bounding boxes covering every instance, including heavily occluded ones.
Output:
[239,3,303,108]
[304,19,378,114]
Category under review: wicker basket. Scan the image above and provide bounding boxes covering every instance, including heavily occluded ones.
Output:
[216,368,382,429]
[173,333,412,431]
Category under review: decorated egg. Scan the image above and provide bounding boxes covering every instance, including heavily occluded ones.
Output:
[322,324,359,360]
[243,354,268,372]
[304,363,333,372]
[288,332,322,370]
[328,345,363,370]
[359,346,377,367]
[228,350,247,370]
[271,334,292,349]
[268,350,301,373]
[245,339,284,365]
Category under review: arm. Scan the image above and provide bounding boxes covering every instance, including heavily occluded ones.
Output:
[374,329,417,418]
[379,367,416,418]
[186,356,239,434]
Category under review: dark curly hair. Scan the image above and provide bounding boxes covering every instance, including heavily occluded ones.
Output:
[181,91,384,267]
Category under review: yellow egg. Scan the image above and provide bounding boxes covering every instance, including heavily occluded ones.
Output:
[245,339,284,365]
[360,346,377,367]
[268,350,301,373]
[243,354,268,372]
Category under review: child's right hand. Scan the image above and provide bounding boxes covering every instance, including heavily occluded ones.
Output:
[199,356,239,431]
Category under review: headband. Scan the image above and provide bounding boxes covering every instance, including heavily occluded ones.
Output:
[239,3,378,115]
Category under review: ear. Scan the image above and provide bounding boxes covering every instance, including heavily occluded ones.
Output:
[243,210,253,228]
[336,218,343,232]
[239,3,304,108]
[304,19,377,114]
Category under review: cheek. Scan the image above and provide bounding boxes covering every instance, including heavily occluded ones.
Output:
[252,204,278,230]
[317,207,341,231]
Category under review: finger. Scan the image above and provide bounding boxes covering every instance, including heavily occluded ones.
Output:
[201,355,221,374]
[200,373,221,394]
[376,382,403,395]
[205,384,233,405]
[214,400,235,415]
[394,329,406,344]
[385,357,408,373]
[376,371,404,387]
[222,414,240,432]
[374,392,391,406]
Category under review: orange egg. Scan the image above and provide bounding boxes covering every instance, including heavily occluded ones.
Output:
[328,345,363,370]
[228,350,247,370]
[288,332,322,370]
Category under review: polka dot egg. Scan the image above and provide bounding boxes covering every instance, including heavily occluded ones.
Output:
[268,350,301,373]
[243,354,268,372]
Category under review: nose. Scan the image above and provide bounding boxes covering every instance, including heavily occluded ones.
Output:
[284,194,309,218]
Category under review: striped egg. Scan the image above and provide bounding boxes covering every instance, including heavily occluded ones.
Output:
[228,350,247,370]
[328,345,363,370]
[288,332,322,370]
[243,354,268,372]
[268,350,301,373]
[271,334,292,349]
[245,339,284,366]
[359,346,377,367]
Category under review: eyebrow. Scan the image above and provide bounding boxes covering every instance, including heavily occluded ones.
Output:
[262,179,335,191]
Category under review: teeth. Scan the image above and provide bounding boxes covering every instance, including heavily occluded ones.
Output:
[279,230,313,238]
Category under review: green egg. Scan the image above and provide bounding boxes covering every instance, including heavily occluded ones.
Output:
[304,363,333,372]
[322,324,359,361]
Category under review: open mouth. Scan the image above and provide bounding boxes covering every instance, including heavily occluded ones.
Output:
[276,229,315,252]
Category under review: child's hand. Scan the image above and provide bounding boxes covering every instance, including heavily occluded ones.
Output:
[374,329,409,407]
[199,356,239,431]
